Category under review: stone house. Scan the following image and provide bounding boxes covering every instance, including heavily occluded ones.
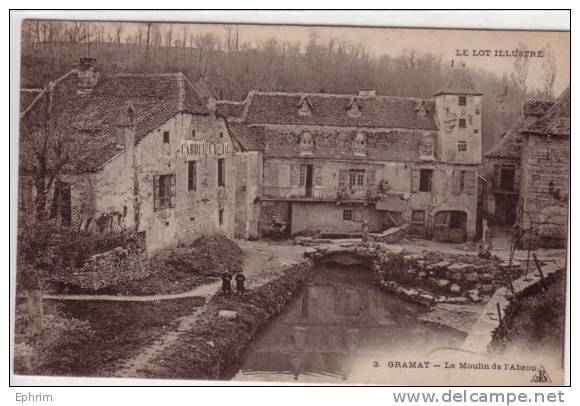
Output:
[218,65,483,242]
[517,87,570,248]
[19,58,238,253]
[483,99,555,226]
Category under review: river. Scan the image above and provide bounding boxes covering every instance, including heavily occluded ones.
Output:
[228,265,466,384]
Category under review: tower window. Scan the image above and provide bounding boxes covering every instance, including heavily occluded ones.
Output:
[218,208,224,225]
[163,131,170,144]
[458,141,468,152]
[458,96,467,106]
[474,129,479,134]
[191,129,196,138]
[458,118,466,128]
[475,105,480,115]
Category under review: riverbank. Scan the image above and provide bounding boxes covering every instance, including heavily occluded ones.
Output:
[133,261,313,380]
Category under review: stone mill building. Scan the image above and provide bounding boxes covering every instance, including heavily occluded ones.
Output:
[219,64,484,242]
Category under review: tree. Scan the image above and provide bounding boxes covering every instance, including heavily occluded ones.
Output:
[20,79,76,221]
[541,43,557,98]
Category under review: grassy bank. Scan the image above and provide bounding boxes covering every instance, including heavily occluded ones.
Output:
[14,297,205,377]
[139,261,313,380]
[490,270,566,355]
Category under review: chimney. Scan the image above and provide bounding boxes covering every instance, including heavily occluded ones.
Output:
[358,89,376,97]
[77,57,99,95]
[117,103,135,151]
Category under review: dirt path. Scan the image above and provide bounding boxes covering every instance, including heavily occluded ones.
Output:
[42,241,306,303]
[112,241,306,378]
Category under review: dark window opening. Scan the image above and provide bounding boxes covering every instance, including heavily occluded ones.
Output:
[219,131,223,138]
[219,208,224,225]
[458,141,467,151]
[191,129,196,138]
[411,210,425,223]
[458,118,466,128]
[458,96,467,106]
[188,161,197,191]
[500,166,516,191]
[218,159,226,187]
[154,174,176,211]
[343,209,353,221]
[419,169,433,192]
[163,131,170,144]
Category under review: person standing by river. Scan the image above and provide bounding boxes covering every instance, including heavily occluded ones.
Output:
[235,271,247,295]
[221,270,232,295]
[361,220,369,243]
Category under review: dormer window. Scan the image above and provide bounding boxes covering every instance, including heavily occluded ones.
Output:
[347,99,362,118]
[297,96,312,116]
[353,132,367,157]
[415,100,429,118]
[419,135,435,160]
[299,131,314,155]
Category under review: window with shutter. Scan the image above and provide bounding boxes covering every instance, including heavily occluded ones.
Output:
[452,171,461,195]
[154,174,175,211]
[188,161,197,191]
[170,175,176,207]
[465,170,476,195]
[290,164,300,187]
[314,166,322,187]
[411,169,420,192]
[154,176,160,211]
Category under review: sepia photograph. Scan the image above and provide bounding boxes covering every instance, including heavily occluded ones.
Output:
[11,11,570,387]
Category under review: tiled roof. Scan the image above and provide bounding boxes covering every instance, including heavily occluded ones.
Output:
[20,71,208,173]
[523,99,555,118]
[263,128,429,162]
[484,121,525,160]
[523,86,570,136]
[435,67,482,95]
[231,91,437,130]
[216,101,246,118]
[227,122,265,152]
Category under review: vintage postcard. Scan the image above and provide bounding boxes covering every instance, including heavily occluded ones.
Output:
[13,15,570,386]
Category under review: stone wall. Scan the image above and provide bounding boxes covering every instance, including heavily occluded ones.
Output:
[307,243,522,306]
[54,236,150,291]
[520,134,569,248]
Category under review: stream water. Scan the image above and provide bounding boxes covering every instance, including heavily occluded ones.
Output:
[229,265,466,384]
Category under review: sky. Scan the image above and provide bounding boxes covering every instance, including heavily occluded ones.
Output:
[53,20,573,95]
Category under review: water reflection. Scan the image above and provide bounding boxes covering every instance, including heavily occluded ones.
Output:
[231,265,465,383]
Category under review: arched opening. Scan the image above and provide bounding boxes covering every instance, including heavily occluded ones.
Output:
[433,210,467,242]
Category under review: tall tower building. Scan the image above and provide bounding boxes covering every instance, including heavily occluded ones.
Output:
[434,62,483,164]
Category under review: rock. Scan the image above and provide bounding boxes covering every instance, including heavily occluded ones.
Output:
[206,341,215,347]
[445,296,469,305]
[449,283,462,295]
[480,273,494,283]
[304,248,317,258]
[480,284,495,295]
[218,310,238,320]
[466,289,481,302]
[429,261,451,271]
[436,279,451,289]
[464,272,480,286]
[404,254,424,262]
[417,293,435,304]
[448,263,473,273]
